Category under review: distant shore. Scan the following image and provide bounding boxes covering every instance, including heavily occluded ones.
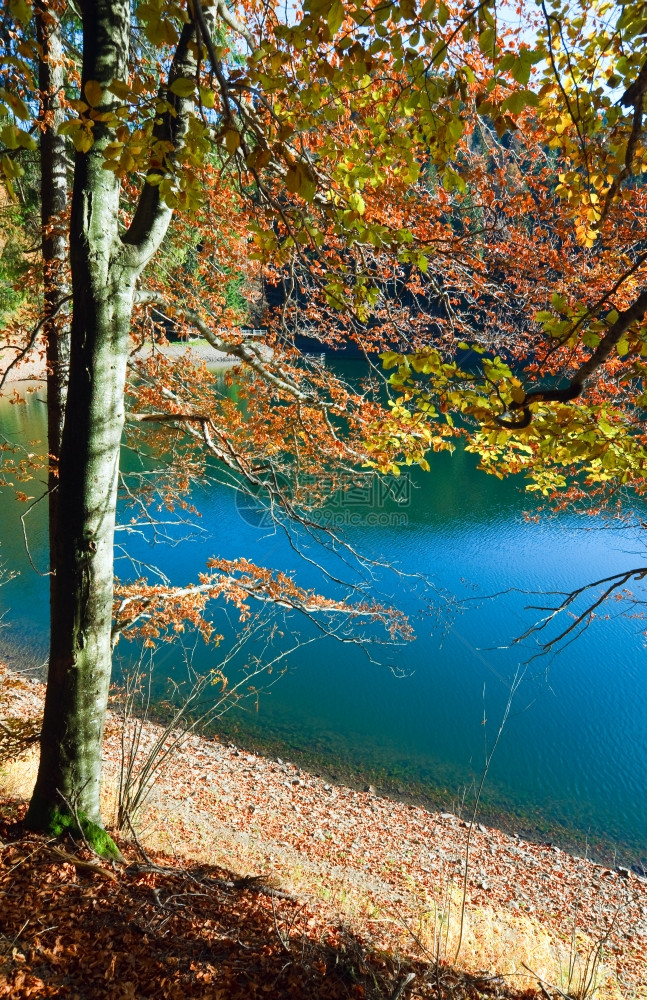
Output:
[0,344,48,385]
[0,337,245,387]
[131,339,250,366]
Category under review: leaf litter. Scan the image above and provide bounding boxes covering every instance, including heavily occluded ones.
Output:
[1,664,646,998]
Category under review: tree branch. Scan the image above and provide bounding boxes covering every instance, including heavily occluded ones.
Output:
[512,567,647,653]
[594,58,647,228]
[133,290,314,402]
[214,0,254,49]
[191,0,235,124]
[496,287,647,428]
[0,295,73,391]
[122,17,202,261]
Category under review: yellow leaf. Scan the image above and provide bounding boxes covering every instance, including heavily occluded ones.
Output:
[199,86,215,109]
[8,0,32,24]
[224,128,240,154]
[73,125,94,153]
[108,79,130,100]
[102,142,123,159]
[84,80,103,107]
[169,77,196,98]
[0,88,30,120]
[285,162,316,201]
[119,151,135,172]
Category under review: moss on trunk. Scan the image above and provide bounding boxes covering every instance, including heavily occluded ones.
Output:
[25,797,122,860]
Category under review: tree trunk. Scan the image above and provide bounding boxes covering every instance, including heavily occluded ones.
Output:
[36,0,70,490]
[26,0,201,854]
[35,3,71,729]
[26,0,134,854]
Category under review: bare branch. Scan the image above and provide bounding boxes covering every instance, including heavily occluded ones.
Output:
[0,295,72,391]
[483,568,647,654]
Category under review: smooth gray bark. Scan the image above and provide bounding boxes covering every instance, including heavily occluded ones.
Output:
[27,0,135,834]
[26,0,203,847]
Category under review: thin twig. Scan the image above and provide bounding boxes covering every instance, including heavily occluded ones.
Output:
[389,971,416,1000]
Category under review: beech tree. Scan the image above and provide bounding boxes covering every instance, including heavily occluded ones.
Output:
[8,0,638,853]
[1,0,510,852]
[20,0,222,848]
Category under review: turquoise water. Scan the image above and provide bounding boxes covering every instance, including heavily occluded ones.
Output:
[1,375,646,866]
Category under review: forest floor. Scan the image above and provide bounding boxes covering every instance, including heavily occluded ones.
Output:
[1,664,646,1000]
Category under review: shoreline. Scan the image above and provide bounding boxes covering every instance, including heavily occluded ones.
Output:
[3,343,643,870]
[2,661,647,996]
[0,632,647,877]
[1,645,644,872]
[0,337,245,387]
[187,713,647,872]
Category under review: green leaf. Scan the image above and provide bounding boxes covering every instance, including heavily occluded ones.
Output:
[478,27,496,54]
[501,89,539,114]
[431,39,447,66]
[442,168,466,193]
[348,191,365,215]
[509,52,537,87]
[326,0,344,34]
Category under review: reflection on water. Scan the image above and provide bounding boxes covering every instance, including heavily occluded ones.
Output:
[0,372,646,865]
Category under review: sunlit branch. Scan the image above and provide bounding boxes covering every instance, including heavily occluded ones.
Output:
[112,574,410,650]
[496,288,647,429]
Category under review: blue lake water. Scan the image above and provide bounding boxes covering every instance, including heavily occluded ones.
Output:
[0,372,646,866]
